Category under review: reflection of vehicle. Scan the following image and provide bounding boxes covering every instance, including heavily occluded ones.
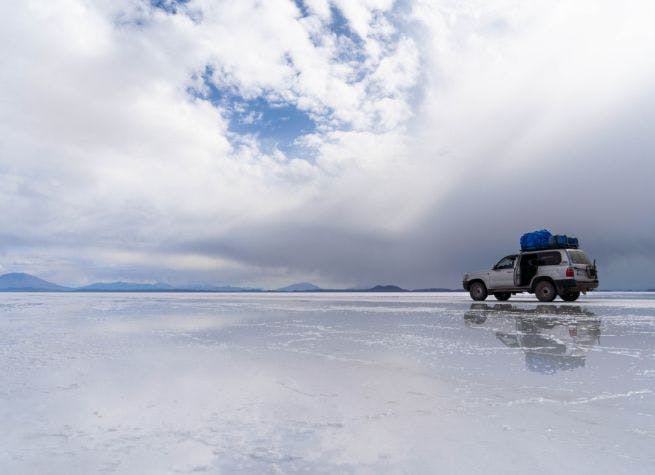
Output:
[464,304,601,374]
[462,248,599,302]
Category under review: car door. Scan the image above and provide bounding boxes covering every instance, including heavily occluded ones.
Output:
[514,254,522,286]
[490,256,516,289]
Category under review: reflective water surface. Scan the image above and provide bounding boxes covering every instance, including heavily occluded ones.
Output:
[465,304,601,374]
[1,292,653,473]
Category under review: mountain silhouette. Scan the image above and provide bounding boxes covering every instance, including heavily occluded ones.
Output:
[0,273,70,291]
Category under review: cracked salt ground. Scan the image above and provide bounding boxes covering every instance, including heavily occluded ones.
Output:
[1,293,654,473]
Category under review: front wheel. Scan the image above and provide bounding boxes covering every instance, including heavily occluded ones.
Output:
[494,292,511,301]
[535,280,557,302]
[469,282,488,301]
[561,290,580,302]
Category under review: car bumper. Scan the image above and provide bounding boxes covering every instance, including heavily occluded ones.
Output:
[555,279,599,293]
[463,281,470,291]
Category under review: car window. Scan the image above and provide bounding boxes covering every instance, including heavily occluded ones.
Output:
[536,251,562,266]
[569,250,591,265]
[495,256,515,269]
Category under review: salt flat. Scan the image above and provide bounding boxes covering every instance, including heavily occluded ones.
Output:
[1,292,653,474]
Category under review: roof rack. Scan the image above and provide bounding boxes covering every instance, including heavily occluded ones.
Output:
[520,243,579,253]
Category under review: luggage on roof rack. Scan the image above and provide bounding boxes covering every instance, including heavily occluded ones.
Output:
[549,234,579,249]
[520,230,579,252]
[520,229,551,251]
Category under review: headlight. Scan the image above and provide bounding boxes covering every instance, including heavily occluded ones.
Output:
[464,273,469,280]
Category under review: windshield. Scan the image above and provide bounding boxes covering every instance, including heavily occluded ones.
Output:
[568,250,591,265]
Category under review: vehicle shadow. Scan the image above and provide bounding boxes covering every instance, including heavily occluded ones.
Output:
[464,304,601,374]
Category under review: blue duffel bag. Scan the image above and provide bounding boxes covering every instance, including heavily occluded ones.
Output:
[520,229,552,251]
[549,235,579,249]
[550,235,567,248]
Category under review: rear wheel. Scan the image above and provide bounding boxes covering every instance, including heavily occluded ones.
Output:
[535,280,557,302]
[469,282,488,301]
[494,292,511,301]
[561,290,580,302]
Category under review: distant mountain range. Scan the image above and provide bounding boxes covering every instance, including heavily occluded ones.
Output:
[76,282,262,292]
[0,273,458,293]
[276,282,322,292]
[0,273,262,292]
[0,273,70,291]
[77,281,174,291]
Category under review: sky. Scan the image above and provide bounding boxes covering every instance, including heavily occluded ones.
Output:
[1,0,655,289]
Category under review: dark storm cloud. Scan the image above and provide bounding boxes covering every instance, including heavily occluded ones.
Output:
[175,82,655,289]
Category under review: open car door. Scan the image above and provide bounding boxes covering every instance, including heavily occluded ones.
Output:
[514,255,522,286]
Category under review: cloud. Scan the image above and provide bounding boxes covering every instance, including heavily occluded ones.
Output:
[1,0,654,289]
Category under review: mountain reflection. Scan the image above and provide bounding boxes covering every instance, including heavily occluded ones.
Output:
[464,304,601,374]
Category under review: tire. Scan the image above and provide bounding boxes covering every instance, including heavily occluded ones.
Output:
[535,280,557,302]
[469,282,488,301]
[561,290,580,302]
[494,292,511,301]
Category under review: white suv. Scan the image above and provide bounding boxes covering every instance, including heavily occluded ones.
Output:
[463,248,598,302]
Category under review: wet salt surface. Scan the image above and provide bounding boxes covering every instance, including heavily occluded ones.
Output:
[1,292,654,474]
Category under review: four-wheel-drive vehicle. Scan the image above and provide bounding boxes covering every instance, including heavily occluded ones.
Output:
[462,248,598,302]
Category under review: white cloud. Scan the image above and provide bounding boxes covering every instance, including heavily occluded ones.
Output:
[1,0,654,288]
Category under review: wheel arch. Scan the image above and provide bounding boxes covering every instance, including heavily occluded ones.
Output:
[468,278,487,289]
[530,276,555,293]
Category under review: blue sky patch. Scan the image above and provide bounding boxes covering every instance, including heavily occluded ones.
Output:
[150,0,190,15]
[189,67,318,156]
[329,6,368,75]
[229,97,317,155]
[329,5,361,43]
[293,0,309,17]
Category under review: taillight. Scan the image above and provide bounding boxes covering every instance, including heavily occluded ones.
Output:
[566,267,574,278]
